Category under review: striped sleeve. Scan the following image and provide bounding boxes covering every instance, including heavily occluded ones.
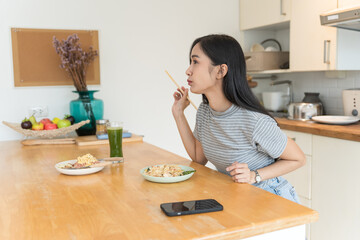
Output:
[193,119,199,141]
[193,103,204,141]
[252,116,287,159]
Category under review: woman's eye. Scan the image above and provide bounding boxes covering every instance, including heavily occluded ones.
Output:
[192,60,198,64]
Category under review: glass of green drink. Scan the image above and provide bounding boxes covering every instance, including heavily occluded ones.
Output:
[106,121,123,158]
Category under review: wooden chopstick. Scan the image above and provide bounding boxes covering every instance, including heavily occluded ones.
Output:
[165,70,198,110]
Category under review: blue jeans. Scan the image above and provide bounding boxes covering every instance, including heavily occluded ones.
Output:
[254,176,300,204]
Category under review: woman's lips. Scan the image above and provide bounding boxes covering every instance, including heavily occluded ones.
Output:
[187,80,192,85]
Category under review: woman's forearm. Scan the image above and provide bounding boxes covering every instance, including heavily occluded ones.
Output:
[255,158,305,183]
[172,88,207,165]
[173,112,197,161]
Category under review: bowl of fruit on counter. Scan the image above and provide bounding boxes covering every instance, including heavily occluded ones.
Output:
[2,115,89,138]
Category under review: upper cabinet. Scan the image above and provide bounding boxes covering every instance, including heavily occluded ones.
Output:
[290,0,360,71]
[240,0,291,30]
[240,0,360,72]
[338,0,360,8]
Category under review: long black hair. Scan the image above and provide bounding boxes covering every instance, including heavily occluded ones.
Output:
[190,34,274,119]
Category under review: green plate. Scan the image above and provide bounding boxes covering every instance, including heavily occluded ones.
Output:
[140,165,195,183]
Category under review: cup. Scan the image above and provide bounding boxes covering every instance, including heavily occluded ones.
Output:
[106,121,123,157]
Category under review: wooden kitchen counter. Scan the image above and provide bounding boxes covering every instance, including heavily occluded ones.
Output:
[0,140,318,240]
[276,117,360,142]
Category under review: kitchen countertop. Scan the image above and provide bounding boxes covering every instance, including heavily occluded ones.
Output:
[276,117,360,142]
[0,140,318,240]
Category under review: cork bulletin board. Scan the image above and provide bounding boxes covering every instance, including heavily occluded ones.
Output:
[11,28,100,87]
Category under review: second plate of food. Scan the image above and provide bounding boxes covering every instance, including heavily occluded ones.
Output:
[55,160,104,176]
[140,164,195,183]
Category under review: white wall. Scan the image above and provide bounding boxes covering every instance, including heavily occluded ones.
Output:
[0,0,241,159]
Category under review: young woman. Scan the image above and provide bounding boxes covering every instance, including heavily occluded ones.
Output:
[172,34,305,203]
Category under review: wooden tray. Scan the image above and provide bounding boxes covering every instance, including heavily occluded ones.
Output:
[21,138,76,146]
[76,134,143,146]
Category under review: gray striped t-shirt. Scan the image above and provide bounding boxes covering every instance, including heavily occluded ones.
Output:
[193,102,287,176]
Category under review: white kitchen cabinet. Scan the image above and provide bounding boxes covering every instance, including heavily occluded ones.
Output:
[290,0,360,71]
[281,129,360,240]
[240,0,291,30]
[338,0,360,8]
[241,0,360,73]
[311,135,360,240]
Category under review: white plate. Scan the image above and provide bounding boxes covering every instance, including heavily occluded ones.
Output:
[311,115,360,125]
[140,165,195,183]
[55,160,104,176]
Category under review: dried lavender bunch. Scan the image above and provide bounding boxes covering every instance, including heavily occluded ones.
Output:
[53,34,98,92]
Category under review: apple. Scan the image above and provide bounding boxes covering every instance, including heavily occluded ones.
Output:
[44,123,57,130]
[57,119,71,128]
[32,122,44,130]
[40,118,52,125]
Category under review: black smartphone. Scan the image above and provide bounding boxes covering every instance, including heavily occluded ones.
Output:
[160,199,223,217]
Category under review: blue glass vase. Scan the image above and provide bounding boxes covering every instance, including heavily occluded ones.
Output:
[70,90,104,136]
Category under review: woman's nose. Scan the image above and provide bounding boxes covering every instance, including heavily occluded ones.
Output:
[185,66,192,76]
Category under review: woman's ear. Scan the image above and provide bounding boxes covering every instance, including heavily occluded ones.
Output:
[217,64,228,79]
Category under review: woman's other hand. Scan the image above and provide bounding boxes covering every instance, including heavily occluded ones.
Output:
[226,162,255,184]
[172,86,190,117]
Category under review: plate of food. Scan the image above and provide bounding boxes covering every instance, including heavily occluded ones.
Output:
[55,153,104,176]
[140,164,196,183]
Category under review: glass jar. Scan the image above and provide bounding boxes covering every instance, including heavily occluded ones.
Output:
[96,119,109,135]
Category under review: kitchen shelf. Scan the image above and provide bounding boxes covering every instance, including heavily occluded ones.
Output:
[248,69,292,75]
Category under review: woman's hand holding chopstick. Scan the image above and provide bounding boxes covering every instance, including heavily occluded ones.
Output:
[165,70,198,110]
[172,86,190,118]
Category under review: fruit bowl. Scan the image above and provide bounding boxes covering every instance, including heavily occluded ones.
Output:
[2,120,90,138]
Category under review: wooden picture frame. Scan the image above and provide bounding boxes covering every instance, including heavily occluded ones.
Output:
[11,28,100,87]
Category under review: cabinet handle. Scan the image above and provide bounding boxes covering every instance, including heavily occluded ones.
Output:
[280,0,286,15]
[323,40,330,64]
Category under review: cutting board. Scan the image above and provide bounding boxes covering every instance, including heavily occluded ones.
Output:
[75,134,143,146]
[21,138,76,146]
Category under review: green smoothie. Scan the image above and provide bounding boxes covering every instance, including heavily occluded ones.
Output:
[107,126,123,157]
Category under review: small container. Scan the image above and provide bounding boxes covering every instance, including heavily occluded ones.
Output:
[96,119,109,135]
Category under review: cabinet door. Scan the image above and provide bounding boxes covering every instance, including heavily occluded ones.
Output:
[290,0,337,71]
[311,135,360,240]
[338,0,360,8]
[240,0,291,30]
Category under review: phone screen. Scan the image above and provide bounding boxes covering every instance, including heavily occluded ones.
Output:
[160,199,223,216]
